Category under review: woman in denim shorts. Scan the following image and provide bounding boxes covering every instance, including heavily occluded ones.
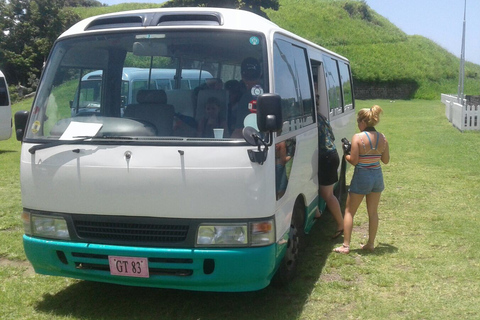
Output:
[334,105,390,254]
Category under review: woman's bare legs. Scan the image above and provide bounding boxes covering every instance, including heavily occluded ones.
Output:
[319,184,343,233]
[362,192,382,251]
[334,192,364,253]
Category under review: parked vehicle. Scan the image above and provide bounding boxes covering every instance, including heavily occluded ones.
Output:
[15,7,355,292]
[72,67,212,117]
[0,70,12,140]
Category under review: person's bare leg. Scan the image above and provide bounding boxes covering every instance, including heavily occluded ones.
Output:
[320,184,343,233]
[334,192,364,254]
[362,192,382,251]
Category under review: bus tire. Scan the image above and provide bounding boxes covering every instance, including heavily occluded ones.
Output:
[272,202,304,287]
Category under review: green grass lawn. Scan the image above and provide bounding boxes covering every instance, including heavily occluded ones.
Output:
[0,99,479,319]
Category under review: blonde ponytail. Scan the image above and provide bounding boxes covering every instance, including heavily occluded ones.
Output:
[358,105,383,127]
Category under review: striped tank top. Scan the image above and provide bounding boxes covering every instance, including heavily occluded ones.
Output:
[357,131,382,169]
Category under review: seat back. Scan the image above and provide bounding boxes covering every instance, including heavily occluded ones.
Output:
[125,89,174,136]
[165,89,194,117]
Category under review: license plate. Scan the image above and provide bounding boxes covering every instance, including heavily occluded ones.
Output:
[108,256,149,278]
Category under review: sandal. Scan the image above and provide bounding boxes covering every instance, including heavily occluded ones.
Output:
[333,244,349,254]
[331,229,343,239]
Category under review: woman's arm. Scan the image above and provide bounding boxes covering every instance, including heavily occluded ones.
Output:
[346,134,360,166]
[381,138,390,164]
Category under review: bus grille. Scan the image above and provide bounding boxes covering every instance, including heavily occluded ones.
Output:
[73,219,189,244]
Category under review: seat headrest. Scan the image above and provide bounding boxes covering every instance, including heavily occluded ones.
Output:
[136,89,167,104]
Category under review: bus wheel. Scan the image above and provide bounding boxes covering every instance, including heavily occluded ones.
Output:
[272,209,301,287]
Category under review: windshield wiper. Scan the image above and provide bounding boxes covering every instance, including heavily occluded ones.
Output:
[28,136,134,154]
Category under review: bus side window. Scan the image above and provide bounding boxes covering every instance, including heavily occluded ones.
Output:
[339,62,354,111]
[323,57,342,116]
[273,39,314,134]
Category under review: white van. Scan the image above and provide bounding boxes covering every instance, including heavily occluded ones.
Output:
[72,67,212,117]
[0,70,12,140]
[15,8,355,292]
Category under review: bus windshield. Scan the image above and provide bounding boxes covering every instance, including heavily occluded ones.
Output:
[26,30,267,141]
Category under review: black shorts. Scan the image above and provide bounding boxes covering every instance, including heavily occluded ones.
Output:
[318,150,340,186]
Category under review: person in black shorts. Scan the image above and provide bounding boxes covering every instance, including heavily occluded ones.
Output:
[317,113,344,239]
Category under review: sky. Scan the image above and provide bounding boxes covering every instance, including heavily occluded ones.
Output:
[101,0,480,65]
[365,0,480,65]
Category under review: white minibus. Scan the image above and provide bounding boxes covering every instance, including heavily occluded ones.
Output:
[15,7,355,291]
[0,70,12,140]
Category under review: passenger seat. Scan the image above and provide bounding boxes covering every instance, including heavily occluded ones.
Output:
[125,89,175,136]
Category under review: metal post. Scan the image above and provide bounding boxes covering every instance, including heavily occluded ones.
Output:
[457,0,466,105]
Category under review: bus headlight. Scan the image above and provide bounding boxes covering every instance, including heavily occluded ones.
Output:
[251,220,275,246]
[197,224,247,246]
[23,212,70,240]
[196,219,275,247]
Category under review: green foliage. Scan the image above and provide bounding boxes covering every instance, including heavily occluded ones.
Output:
[265,0,480,99]
[72,3,162,19]
[65,0,103,6]
[0,0,81,88]
[162,0,279,18]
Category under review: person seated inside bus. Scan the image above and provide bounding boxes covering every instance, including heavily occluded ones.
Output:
[205,78,223,90]
[230,57,263,138]
[197,97,228,138]
[191,78,224,114]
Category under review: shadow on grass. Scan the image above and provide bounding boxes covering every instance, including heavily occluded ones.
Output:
[0,150,16,155]
[34,214,339,320]
[348,243,398,256]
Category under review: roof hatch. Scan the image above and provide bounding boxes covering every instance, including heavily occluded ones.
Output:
[85,15,144,30]
[155,12,223,26]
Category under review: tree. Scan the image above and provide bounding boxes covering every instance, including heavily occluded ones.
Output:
[162,0,279,18]
[0,0,80,89]
[64,0,104,7]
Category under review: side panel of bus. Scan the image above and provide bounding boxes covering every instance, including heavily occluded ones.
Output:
[271,33,355,238]
[0,71,12,141]
[271,33,320,240]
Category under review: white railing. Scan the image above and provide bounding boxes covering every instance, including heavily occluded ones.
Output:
[441,94,480,131]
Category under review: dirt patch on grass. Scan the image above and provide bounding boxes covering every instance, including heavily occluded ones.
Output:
[0,257,35,275]
[320,272,343,283]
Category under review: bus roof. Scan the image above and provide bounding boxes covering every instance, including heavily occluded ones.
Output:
[59,7,347,62]
[60,8,279,39]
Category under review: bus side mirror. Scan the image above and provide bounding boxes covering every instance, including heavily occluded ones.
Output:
[257,93,282,132]
[15,111,29,141]
[242,94,282,165]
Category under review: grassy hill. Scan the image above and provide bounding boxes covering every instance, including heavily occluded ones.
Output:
[266,0,480,99]
[72,0,480,100]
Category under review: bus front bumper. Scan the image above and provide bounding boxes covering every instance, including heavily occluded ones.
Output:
[23,235,280,292]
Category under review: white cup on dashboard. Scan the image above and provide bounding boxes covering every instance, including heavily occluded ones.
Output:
[213,128,224,139]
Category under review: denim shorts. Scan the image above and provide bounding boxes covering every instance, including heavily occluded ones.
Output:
[349,167,384,194]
